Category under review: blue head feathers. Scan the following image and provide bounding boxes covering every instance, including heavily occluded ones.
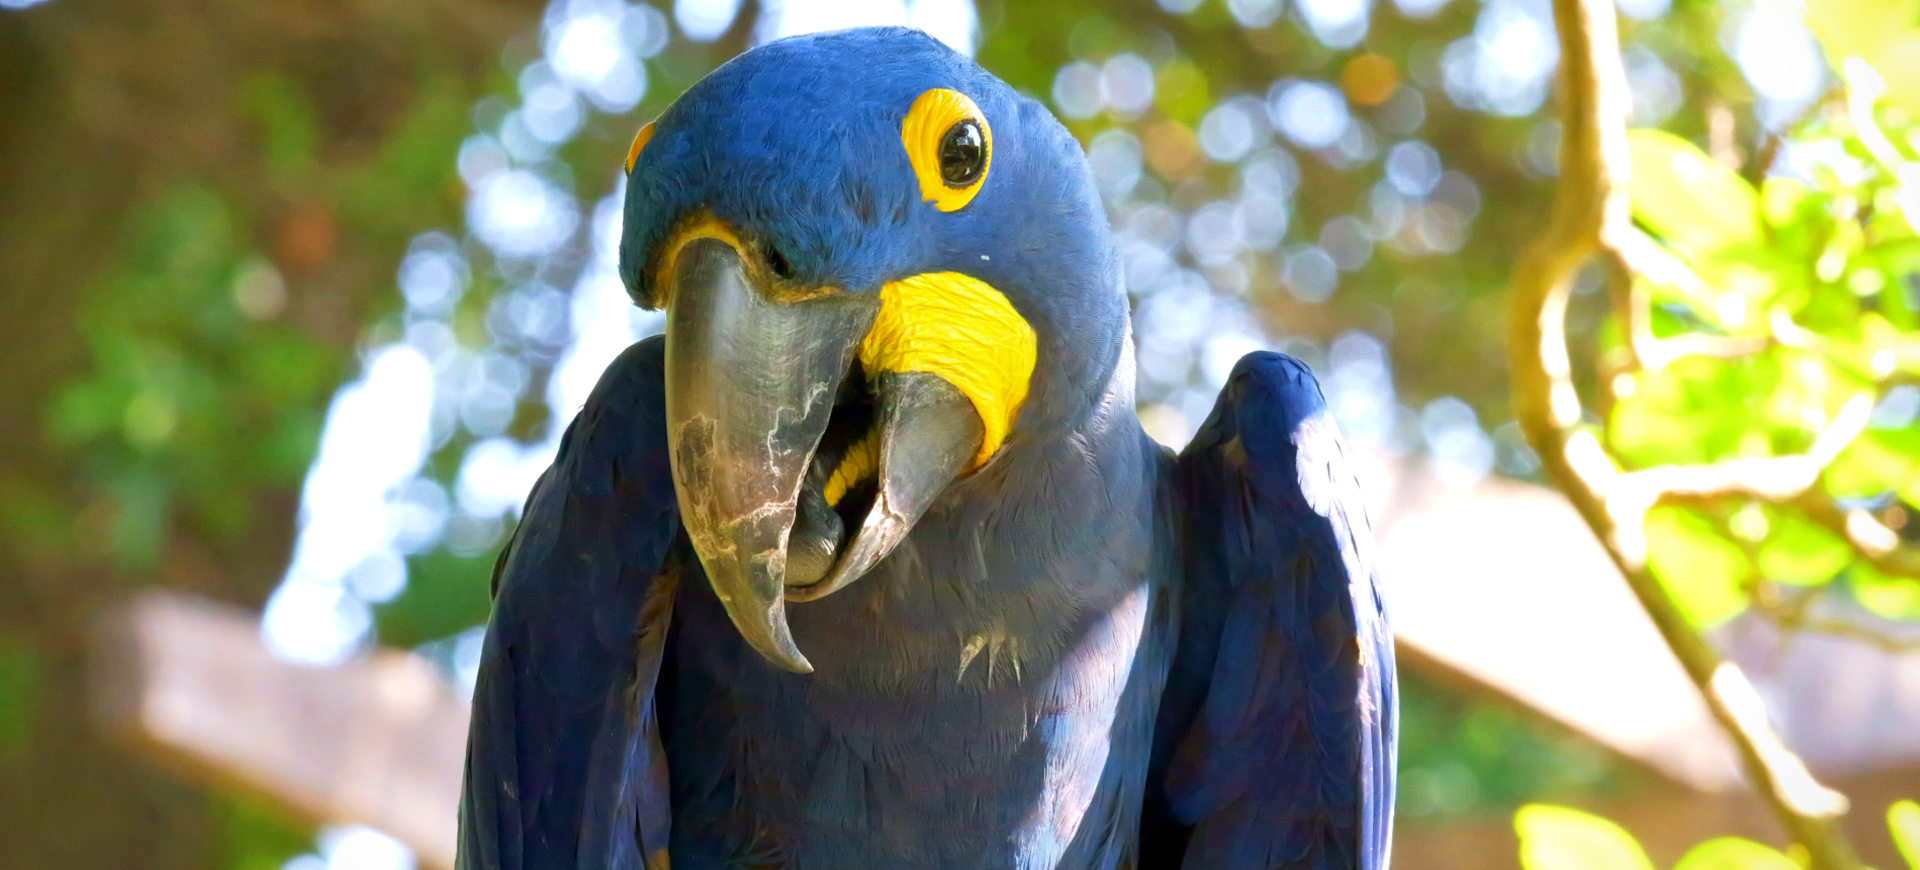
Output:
[618,26,1128,435]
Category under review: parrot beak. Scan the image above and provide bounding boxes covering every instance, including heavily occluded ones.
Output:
[782,370,981,604]
[663,236,982,674]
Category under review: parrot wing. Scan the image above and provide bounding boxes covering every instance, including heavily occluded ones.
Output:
[1148,351,1397,870]
[458,335,681,870]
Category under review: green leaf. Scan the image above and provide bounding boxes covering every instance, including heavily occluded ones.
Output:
[0,634,38,762]
[1514,804,1654,870]
[1804,0,1920,117]
[1890,799,1920,870]
[1672,837,1801,870]
[1627,129,1760,255]
[1608,349,1851,472]
[1853,563,1920,620]
[1827,428,1920,500]
[1761,177,1813,230]
[1860,314,1920,380]
[1644,506,1752,629]
[1671,837,1800,870]
[1808,0,1919,61]
[1758,510,1854,586]
[1610,356,1776,468]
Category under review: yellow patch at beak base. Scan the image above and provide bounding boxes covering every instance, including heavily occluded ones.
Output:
[858,272,1036,468]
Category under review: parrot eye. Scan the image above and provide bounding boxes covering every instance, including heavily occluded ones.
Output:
[901,88,993,212]
[937,120,987,188]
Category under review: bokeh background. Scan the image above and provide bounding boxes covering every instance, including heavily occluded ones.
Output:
[3,0,1919,868]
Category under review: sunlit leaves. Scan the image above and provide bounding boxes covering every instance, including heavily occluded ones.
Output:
[1341,53,1400,106]
[1515,804,1654,870]
[1890,799,1920,869]
[1827,427,1920,502]
[1853,563,1920,619]
[1669,837,1801,870]
[1396,674,1635,820]
[1805,0,1920,116]
[1644,506,1752,629]
[1609,351,1842,469]
[374,548,496,647]
[1860,313,1920,373]
[1755,511,1852,586]
[1517,803,1920,870]
[1626,129,1759,255]
[1605,54,1920,634]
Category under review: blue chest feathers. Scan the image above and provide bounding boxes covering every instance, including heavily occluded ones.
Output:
[658,489,1175,870]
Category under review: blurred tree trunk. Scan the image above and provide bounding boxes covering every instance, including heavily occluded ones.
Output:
[0,1,537,866]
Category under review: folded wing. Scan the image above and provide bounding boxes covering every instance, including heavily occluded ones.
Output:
[458,336,682,870]
[1147,351,1396,870]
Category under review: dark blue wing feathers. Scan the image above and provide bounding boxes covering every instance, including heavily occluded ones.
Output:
[458,336,680,870]
[1151,351,1397,870]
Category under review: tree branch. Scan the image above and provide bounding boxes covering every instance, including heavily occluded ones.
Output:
[1508,1,1864,866]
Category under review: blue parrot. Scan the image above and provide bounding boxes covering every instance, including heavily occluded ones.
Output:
[458,27,1395,870]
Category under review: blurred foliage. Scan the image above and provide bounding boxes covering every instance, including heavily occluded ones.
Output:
[216,791,312,870]
[0,633,35,763]
[380,547,498,648]
[20,68,477,575]
[983,0,1538,413]
[43,186,333,569]
[1396,670,1642,821]
[0,1,508,863]
[1514,801,1920,870]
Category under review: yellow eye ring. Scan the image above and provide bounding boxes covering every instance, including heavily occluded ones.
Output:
[901,89,992,212]
[625,122,655,174]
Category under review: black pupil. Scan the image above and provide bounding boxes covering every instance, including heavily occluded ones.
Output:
[937,120,985,187]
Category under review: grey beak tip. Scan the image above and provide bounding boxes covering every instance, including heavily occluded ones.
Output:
[774,653,815,675]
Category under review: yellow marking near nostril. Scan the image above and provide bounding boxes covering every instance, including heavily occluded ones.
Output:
[625,122,655,174]
[823,428,882,507]
[858,272,1036,468]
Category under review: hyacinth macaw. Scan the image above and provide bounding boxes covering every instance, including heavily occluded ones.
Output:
[458,26,1395,870]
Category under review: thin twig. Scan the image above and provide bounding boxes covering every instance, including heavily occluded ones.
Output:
[1794,494,1920,581]
[1753,587,1920,654]
[1608,394,1871,507]
[1509,1,1863,866]
[1610,230,1772,370]
[1744,82,1841,187]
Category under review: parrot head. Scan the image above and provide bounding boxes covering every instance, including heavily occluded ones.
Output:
[618,26,1123,673]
